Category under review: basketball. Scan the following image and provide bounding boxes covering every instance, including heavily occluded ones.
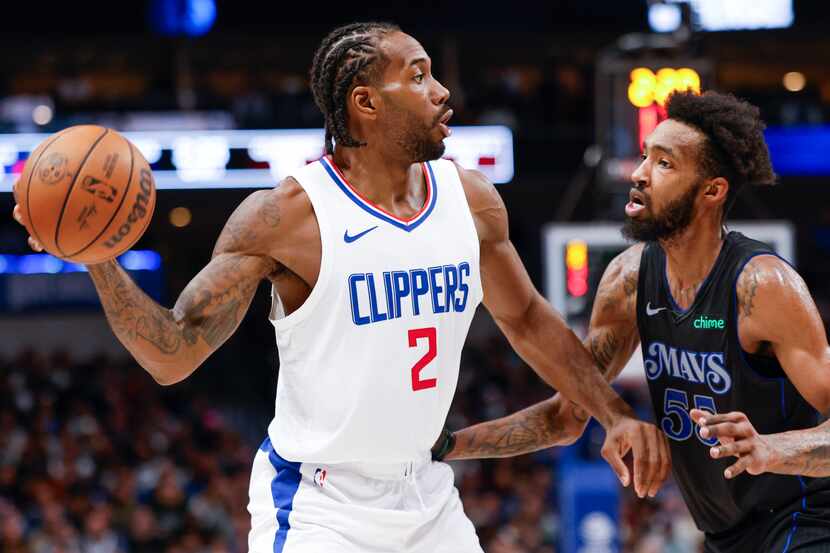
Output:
[14,125,156,264]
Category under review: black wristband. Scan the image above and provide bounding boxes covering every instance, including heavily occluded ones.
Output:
[431,427,456,461]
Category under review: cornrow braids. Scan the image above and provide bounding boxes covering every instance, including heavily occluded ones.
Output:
[310,22,401,155]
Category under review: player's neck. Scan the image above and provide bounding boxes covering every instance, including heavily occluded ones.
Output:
[331,147,422,206]
[659,218,725,290]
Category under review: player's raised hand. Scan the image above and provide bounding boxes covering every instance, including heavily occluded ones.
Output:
[691,409,776,479]
[601,415,671,498]
[11,181,44,252]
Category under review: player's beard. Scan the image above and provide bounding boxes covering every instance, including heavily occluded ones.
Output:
[621,179,702,243]
[386,105,446,163]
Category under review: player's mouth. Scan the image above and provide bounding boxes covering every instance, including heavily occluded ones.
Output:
[437,109,453,138]
[625,189,647,217]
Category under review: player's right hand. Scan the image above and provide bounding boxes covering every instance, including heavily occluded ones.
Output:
[11,180,44,252]
[601,415,672,498]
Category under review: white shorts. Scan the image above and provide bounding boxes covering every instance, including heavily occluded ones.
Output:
[247,437,483,553]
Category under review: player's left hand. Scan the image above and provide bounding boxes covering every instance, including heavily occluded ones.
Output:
[691,409,778,479]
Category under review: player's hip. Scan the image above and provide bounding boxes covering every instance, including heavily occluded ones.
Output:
[247,437,483,553]
[704,492,830,553]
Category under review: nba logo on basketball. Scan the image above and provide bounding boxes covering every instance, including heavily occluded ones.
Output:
[313,468,327,487]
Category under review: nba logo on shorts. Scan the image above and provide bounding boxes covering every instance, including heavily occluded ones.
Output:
[313,468,327,487]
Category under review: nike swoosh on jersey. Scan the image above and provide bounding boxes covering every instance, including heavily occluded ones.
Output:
[646,302,668,316]
[343,226,378,243]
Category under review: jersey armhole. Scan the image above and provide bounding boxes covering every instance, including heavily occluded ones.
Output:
[270,166,334,331]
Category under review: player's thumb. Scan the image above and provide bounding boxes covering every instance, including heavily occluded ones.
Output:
[602,442,630,487]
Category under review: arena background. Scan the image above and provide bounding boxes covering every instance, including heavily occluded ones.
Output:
[1,1,829,552]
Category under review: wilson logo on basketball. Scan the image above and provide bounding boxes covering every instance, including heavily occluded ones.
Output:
[103,169,153,249]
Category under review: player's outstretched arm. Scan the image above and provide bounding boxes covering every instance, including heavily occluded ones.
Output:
[14,179,307,386]
[457,165,669,497]
[692,255,830,478]
[444,245,645,460]
[85,186,294,384]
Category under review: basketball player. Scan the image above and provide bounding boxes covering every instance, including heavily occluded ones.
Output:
[11,23,668,553]
[434,90,830,551]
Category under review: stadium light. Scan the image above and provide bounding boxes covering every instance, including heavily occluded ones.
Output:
[628,67,700,108]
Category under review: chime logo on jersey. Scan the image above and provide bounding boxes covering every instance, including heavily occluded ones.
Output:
[348,261,472,326]
[643,341,732,394]
[693,315,725,329]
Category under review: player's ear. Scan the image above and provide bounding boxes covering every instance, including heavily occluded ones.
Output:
[703,176,728,202]
[351,86,378,119]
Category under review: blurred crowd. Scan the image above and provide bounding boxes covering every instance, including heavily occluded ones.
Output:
[1,349,253,553]
[0,337,703,553]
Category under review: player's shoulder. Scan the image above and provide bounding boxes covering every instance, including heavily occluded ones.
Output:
[736,254,806,316]
[451,161,507,243]
[737,254,799,290]
[604,243,645,284]
[594,244,644,316]
[213,176,314,257]
[452,161,501,209]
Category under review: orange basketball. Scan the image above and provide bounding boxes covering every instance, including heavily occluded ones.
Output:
[14,125,156,264]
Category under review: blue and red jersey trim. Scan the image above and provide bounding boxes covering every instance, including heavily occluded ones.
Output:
[320,156,438,232]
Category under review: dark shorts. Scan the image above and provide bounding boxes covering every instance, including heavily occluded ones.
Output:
[704,495,830,553]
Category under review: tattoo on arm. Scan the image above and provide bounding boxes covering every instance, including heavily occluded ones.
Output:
[173,254,263,349]
[737,262,761,319]
[590,330,619,375]
[213,189,281,255]
[89,189,280,375]
[452,399,569,459]
[89,261,183,355]
[570,329,621,424]
[773,422,830,477]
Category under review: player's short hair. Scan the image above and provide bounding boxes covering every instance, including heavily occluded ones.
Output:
[310,22,401,155]
[665,90,776,220]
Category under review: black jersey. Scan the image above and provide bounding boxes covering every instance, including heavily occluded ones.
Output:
[636,231,830,535]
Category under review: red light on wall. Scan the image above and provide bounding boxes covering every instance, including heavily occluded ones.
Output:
[638,104,667,148]
[567,266,589,297]
[565,240,589,297]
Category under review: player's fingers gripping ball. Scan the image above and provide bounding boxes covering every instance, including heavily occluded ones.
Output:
[14,125,156,264]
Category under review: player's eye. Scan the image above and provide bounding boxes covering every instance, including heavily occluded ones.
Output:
[413,74,424,83]
[640,153,647,161]
[658,159,671,168]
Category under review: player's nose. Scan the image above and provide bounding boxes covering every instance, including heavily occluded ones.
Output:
[432,78,450,106]
[630,160,648,189]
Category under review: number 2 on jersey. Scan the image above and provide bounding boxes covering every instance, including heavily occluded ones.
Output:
[408,327,437,391]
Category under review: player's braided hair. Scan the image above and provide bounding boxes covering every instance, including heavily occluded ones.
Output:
[310,22,401,155]
[665,90,776,221]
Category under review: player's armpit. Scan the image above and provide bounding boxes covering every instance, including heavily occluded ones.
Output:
[737,255,830,414]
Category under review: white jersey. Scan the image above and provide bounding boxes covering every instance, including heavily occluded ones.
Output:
[267,156,482,464]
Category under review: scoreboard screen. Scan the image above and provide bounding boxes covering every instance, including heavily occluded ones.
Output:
[0,126,514,191]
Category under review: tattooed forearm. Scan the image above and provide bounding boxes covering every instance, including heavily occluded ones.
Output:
[87,189,283,383]
[89,251,269,383]
[770,422,830,477]
[448,398,579,460]
[89,260,183,356]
